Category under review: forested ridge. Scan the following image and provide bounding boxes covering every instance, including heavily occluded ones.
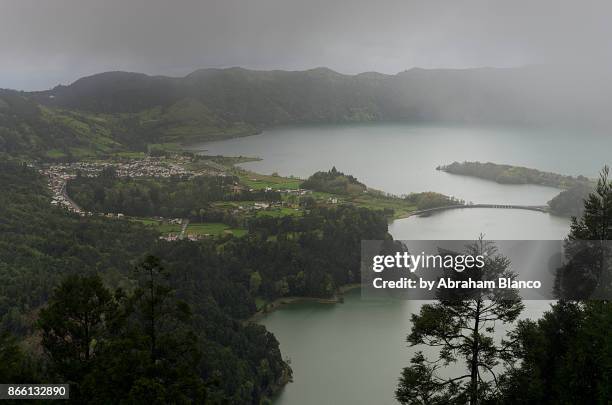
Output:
[5,65,612,160]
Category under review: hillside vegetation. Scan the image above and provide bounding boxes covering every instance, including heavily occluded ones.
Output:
[0,159,295,401]
[0,158,393,401]
[301,167,367,195]
[4,66,610,160]
[0,90,123,160]
[438,161,590,188]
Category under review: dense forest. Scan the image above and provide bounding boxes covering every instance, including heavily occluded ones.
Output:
[547,182,593,217]
[67,168,280,219]
[499,168,612,403]
[0,159,288,402]
[0,158,390,402]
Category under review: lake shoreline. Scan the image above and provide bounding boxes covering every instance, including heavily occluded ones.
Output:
[188,123,581,404]
[246,283,362,323]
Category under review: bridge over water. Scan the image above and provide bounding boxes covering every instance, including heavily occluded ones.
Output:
[409,204,549,217]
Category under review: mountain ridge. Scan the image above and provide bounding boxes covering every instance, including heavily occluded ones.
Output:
[2,65,611,160]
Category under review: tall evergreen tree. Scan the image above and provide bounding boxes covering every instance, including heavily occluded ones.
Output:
[39,274,116,396]
[568,165,612,241]
[555,165,612,299]
[500,166,612,404]
[396,240,523,405]
[500,301,611,404]
[0,331,35,383]
[83,255,206,404]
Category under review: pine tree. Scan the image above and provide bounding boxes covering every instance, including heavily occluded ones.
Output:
[500,166,612,404]
[568,165,612,241]
[83,255,206,403]
[38,274,116,397]
[396,240,523,405]
[556,165,612,299]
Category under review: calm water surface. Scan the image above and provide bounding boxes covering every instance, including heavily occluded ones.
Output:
[389,208,570,240]
[260,209,565,405]
[190,123,609,404]
[261,290,551,405]
[191,123,610,204]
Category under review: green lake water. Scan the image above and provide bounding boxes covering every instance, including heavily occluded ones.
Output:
[191,123,610,404]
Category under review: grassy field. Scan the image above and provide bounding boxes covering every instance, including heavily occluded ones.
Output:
[348,193,417,219]
[306,189,416,219]
[114,151,147,159]
[186,222,247,237]
[130,218,248,237]
[158,223,183,234]
[234,170,302,190]
[255,207,302,218]
[45,149,67,159]
[230,167,416,219]
[130,218,182,234]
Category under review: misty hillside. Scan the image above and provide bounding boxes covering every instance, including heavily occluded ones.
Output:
[3,66,612,159]
[35,66,612,126]
[0,89,125,159]
[30,67,517,124]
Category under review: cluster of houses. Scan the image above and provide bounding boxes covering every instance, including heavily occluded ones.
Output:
[43,157,194,179]
[112,158,192,178]
[40,156,227,216]
[39,156,338,243]
[159,233,204,242]
[281,188,313,197]
[43,168,85,215]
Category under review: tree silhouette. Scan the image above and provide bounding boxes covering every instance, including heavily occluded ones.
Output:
[396,239,523,405]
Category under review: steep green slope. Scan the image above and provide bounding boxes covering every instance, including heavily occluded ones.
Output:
[0,90,128,159]
[0,89,256,160]
[36,66,602,129]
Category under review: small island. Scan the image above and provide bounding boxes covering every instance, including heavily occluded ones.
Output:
[437,161,589,188]
[437,161,594,217]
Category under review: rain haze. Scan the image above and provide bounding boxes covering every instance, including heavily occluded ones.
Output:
[2,0,612,90]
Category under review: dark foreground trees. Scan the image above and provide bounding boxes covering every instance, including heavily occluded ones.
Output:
[396,240,524,405]
[397,166,612,404]
[499,301,611,404]
[0,331,35,383]
[39,261,206,403]
[497,166,612,404]
[38,275,116,387]
[35,254,292,404]
[555,165,612,299]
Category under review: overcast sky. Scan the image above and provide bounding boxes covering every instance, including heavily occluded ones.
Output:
[1,0,611,90]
